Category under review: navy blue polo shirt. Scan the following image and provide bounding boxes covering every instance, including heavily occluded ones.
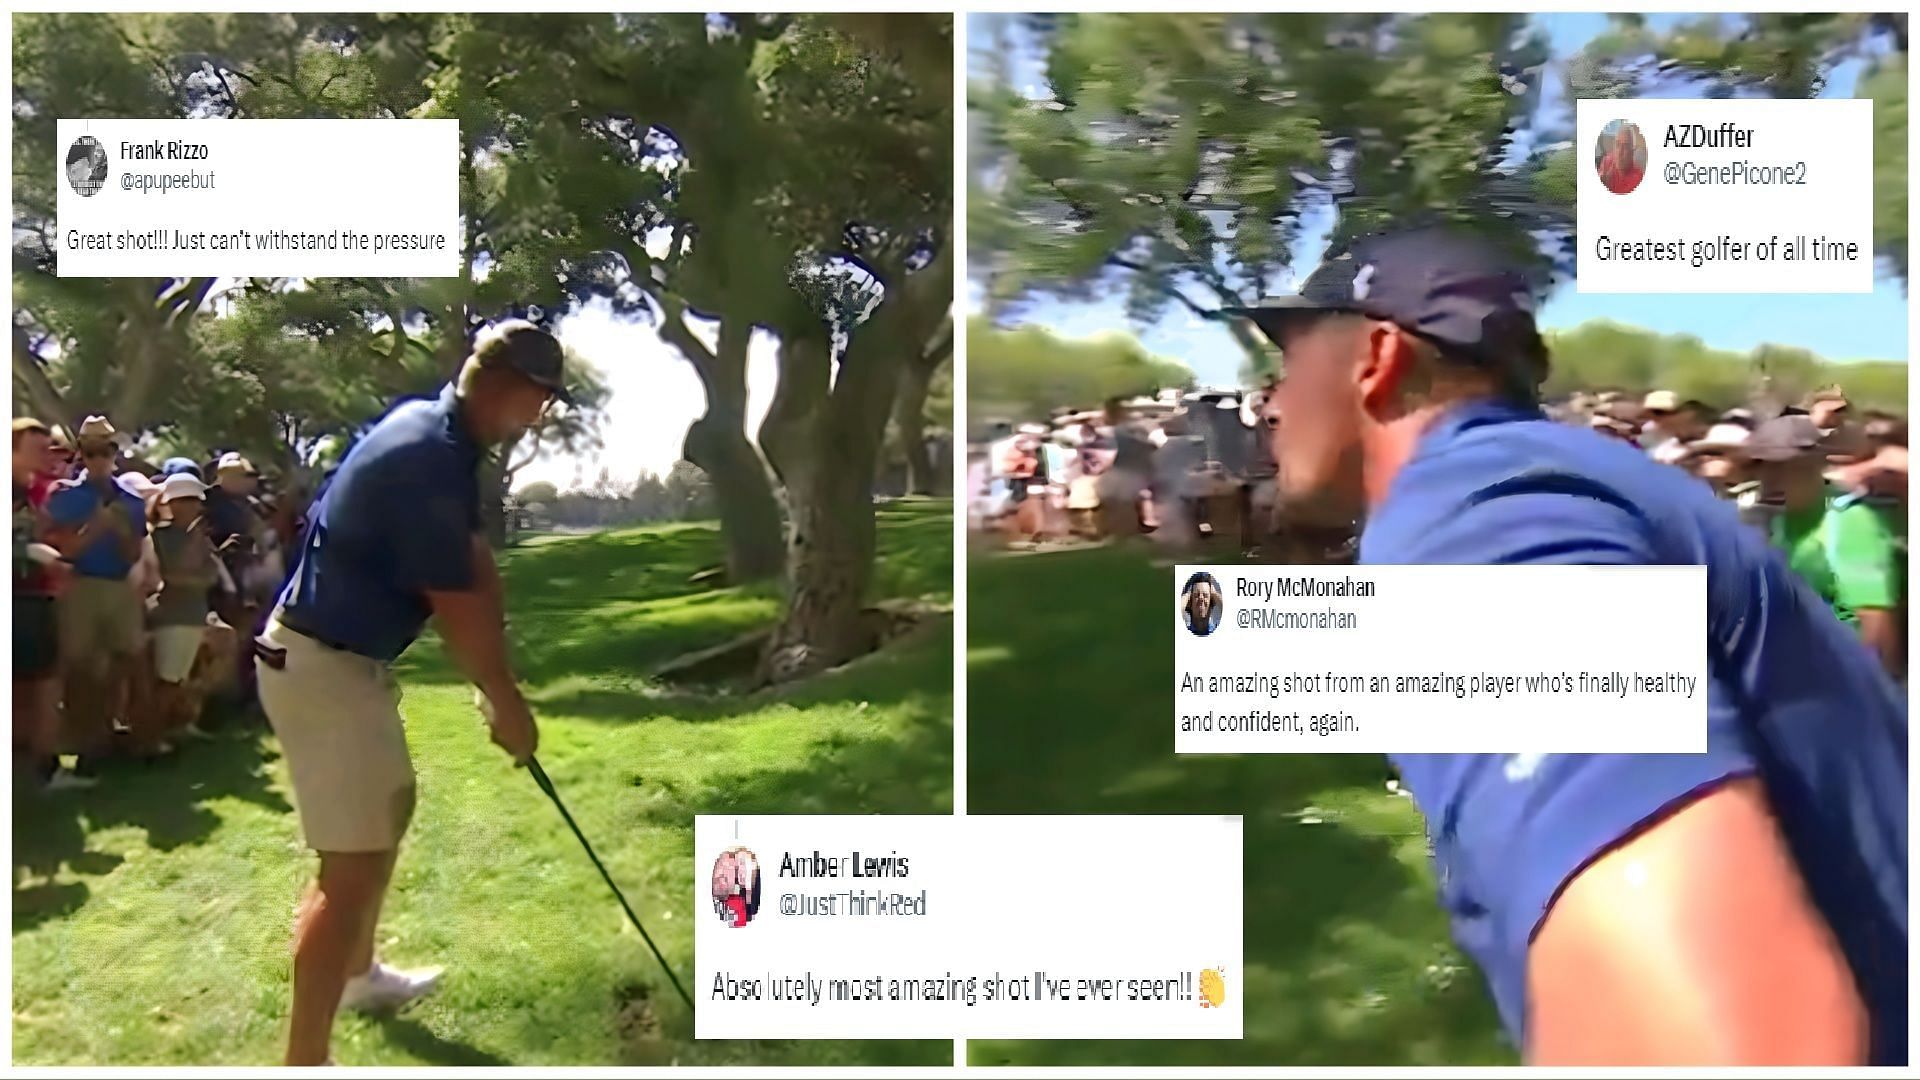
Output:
[276,384,482,662]
[1364,399,1907,1063]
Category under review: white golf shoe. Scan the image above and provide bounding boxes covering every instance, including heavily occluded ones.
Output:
[339,961,443,1013]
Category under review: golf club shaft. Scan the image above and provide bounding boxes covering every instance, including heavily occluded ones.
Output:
[527,756,695,1011]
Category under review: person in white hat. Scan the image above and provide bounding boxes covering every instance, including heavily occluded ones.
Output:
[138,474,222,754]
[1683,422,1753,497]
[1640,392,1707,465]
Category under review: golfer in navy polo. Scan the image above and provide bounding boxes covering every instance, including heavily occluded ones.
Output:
[257,320,567,1066]
[1241,227,1906,1065]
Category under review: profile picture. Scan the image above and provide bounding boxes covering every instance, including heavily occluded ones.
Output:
[1179,572,1224,638]
[711,845,762,928]
[1593,119,1647,195]
[65,136,109,198]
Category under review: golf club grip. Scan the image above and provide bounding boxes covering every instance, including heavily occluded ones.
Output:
[527,756,695,1011]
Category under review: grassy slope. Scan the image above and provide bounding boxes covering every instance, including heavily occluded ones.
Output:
[965,542,1514,1066]
[13,501,953,1066]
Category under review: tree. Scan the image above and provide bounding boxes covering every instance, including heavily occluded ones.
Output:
[889,315,953,494]
[1543,318,1907,413]
[516,479,559,506]
[968,316,1193,425]
[663,459,714,521]
[748,16,953,681]
[974,14,1558,374]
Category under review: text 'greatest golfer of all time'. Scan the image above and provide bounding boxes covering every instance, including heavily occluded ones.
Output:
[1233,574,1372,631]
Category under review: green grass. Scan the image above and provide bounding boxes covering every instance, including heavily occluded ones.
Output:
[966,542,1514,1067]
[13,499,954,1066]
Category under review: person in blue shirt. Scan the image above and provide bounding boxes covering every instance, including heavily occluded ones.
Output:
[255,320,567,1066]
[1238,226,1906,1065]
[44,417,149,782]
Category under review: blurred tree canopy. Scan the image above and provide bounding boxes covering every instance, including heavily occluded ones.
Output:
[968,316,1192,427]
[1545,319,1907,413]
[975,12,1909,382]
[974,13,1561,369]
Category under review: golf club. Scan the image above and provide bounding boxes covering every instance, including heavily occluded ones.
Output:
[527,754,695,1011]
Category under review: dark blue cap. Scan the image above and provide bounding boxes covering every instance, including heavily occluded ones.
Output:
[160,457,203,480]
[1232,226,1546,375]
[473,319,571,404]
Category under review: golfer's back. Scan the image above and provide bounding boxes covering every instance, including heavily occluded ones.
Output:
[1363,399,1908,1063]
[278,386,481,663]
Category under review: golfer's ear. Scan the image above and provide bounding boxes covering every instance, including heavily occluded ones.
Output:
[1355,321,1408,413]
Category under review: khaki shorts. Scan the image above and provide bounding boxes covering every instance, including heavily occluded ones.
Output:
[58,574,143,665]
[257,618,416,853]
[151,624,205,684]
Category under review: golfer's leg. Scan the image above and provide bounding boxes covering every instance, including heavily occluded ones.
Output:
[288,850,390,1066]
[346,848,399,978]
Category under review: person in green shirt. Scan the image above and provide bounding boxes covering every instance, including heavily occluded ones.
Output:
[1749,414,1904,678]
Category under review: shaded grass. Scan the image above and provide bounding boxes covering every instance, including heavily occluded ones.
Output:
[966,542,1513,1066]
[14,501,954,1066]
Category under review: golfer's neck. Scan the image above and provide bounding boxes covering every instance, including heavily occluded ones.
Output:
[1361,409,1445,511]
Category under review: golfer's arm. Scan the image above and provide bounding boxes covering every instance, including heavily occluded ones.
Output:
[426,535,520,705]
[1856,607,1901,677]
[1527,776,1867,1065]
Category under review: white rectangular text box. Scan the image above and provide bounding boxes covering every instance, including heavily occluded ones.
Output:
[696,815,1242,1040]
[55,119,459,277]
[1174,565,1706,754]
[1575,98,1872,294]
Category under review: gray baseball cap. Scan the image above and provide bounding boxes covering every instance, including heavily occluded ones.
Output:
[1744,414,1824,462]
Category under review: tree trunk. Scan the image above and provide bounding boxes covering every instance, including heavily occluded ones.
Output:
[762,436,881,681]
[667,312,784,582]
[759,249,951,682]
[892,360,935,496]
[759,329,889,683]
[480,451,510,548]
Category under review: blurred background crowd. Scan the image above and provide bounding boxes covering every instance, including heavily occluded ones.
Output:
[969,377,1906,679]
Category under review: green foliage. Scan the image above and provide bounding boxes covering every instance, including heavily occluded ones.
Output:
[1544,319,1907,412]
[968,315,1192,426]
[974,13,1560,369]
[516,480,559,506]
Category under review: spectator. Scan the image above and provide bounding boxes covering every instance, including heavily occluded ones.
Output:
[1806,387,1851,436]
[1749,414,1903,679]
[1682,422,1752,497]
[1641,391,1706,465]
[14,418,69,790]
[160,456,204,480]
[147,474,223,753]
[116,471,165,598]
[28,428,72,508]
[44,417,149,783]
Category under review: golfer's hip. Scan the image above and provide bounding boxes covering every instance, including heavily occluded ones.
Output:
[258,615,415,853]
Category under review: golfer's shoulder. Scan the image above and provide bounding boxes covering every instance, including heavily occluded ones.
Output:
[351,399,464,474]
[1373,424,1665,563]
